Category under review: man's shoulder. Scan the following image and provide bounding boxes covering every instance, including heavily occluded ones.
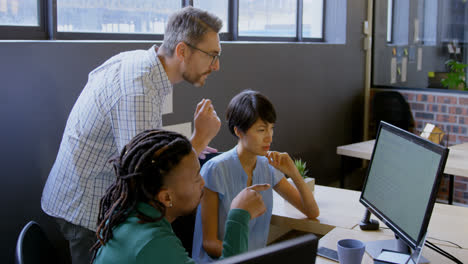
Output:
[135,224,189,263]
[116,216,176,249]
[99,48,156,72]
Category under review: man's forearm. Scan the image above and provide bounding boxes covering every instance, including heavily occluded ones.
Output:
[220,209,250,259]
[190,134,210,155]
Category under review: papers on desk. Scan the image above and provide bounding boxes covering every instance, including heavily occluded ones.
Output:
[374,250,411,264]
[373,250,414,264]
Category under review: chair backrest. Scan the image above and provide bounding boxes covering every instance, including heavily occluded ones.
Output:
[15,221,58,264]
[371,91,414,135]
[171,151,222,257]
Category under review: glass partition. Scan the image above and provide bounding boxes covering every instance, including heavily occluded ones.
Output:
[373,0,468,92]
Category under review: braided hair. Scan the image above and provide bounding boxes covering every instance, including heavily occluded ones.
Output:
[90,129,192,262]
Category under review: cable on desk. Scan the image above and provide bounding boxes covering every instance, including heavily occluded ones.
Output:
[427,237,462,249]
[379,227,463,249]
[425,241,464,264]
[377,227,463,263]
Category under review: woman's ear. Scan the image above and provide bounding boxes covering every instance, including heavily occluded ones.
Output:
[234,127,242,139]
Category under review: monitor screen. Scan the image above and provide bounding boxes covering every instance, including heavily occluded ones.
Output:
[360,121,449,250]
[214,234,318,264]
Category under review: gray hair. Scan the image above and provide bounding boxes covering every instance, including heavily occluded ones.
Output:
[161,6,223,56]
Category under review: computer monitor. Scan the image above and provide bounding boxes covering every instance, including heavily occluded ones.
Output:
[360,121,449,262]
[214,234,318,264]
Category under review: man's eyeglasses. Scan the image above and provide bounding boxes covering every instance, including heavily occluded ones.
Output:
[184,42,220,66]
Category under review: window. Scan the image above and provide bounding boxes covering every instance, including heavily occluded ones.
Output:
[387,0,393,42]
[387,0,409,45]
[0,0,38,26]
[0,0,45,39]
[239,0,297,38]
[420,0,437,46]
[57,0,180,34]
[1,0,330,42]
[440,0,467,44]
[373,0,468,92]
[237,0,326,41]
[193,0,228,33]
[303,0,324,39]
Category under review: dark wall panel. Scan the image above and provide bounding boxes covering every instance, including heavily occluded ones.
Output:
[0,1,365,262]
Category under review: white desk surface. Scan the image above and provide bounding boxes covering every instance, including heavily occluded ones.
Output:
[449,142,468,150]
[317,227,468,264]
[351,202,468,250]
[336,140,468,177]
[272,185,468,249]
[272,185,366,235]
[336,140,375,160]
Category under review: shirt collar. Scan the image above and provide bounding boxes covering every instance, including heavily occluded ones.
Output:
[136,202,162,219]
[148,45,172,97]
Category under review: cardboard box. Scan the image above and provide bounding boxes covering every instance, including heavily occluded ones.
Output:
[420,123,444,144]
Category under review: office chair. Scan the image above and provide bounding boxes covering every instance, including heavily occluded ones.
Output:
[171,152,222,257]
[15,221,59,264]
[340,91,415,189]
[371,91,414,136]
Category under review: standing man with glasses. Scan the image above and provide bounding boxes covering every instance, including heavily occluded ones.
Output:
[41,7,223,264]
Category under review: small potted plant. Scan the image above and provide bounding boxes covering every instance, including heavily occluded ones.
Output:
[294,158,309,178]
[284,158,316,209]
[441,60,468,91]
[287,159,315,192]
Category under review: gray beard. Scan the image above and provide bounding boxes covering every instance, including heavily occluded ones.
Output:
[182,72,202,87]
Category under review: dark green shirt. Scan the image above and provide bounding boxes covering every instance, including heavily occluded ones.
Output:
[93,202,250,264]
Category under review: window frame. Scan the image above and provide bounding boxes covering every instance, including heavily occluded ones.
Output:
[1,0,326,42]
[386,0,395,43]
[50,0,181,40]
[301,0,326,42]
[235,0,325,42]
[0,0,48,40]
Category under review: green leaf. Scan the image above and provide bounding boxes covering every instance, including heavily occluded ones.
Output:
[294,158,309,178]
[442,60,467,89]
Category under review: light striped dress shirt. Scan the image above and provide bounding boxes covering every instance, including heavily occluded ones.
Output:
[41,45,172,231]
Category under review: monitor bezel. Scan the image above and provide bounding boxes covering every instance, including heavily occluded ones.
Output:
[359,121,449,250]
[213,233,318,264]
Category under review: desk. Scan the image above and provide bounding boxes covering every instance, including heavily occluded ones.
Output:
[336,140,375,160]
[317,227,468,264]
[336,140,468,204]
[272,185,365,235]
[449,142,468,151]
[336,140,468,176]
[351,202,468,250]
[271,185,468,250]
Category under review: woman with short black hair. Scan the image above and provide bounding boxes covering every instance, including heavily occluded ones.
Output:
[192,90,320,263]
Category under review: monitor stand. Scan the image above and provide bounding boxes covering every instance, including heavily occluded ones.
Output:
[365,234,429,264]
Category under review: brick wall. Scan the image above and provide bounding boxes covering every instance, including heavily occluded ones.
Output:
[403,92,468,146]
[370,89,468,206]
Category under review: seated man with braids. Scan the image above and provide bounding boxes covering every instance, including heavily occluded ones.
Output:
[92,129,270,264]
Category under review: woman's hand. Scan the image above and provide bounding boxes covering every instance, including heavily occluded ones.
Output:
[266,151,298,177]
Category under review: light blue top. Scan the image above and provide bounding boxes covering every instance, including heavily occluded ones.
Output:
[191,147,284,263]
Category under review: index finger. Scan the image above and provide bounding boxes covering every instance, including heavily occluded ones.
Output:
[248,183,271,192]
[204,146,218,153]
[195,99,206,114]
[200,99,212,113]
